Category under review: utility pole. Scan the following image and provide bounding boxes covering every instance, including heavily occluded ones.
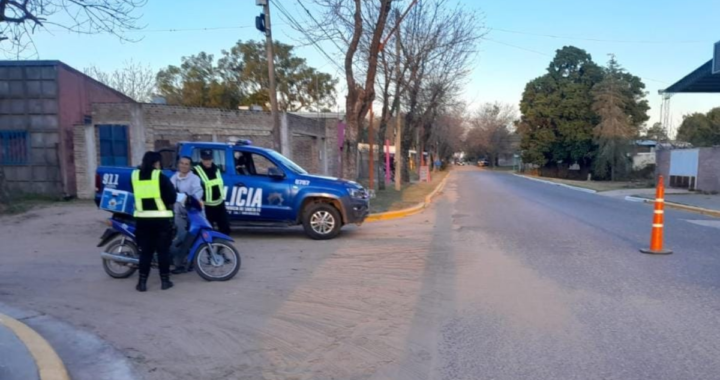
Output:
[394,20,403,191]
[258,0,282,151]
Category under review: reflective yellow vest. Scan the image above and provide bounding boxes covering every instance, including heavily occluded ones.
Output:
[195,165,225,206]
[131,169,173,218]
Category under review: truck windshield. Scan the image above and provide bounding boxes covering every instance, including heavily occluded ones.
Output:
[268,151,308,175]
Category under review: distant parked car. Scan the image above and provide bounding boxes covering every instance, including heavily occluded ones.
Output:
[478,160,489,167]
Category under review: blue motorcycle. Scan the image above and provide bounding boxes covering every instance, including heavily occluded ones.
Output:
[98,198,241,282]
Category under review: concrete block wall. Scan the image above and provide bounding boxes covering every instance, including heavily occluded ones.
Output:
[0,63,62,195]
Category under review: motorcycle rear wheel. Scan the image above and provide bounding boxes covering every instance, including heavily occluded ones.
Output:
[102,239,139,279]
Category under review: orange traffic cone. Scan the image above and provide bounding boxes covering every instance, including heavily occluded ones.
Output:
[640,175,673,255]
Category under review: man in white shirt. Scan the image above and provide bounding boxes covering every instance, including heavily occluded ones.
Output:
[170,156,204,273]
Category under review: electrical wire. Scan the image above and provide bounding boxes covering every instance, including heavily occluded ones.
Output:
[272,1,344,72]
[488,27,711,45]
[482,37,669,85]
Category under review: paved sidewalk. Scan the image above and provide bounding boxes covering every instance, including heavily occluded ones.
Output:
[639,193,720,212]
[0,322,39,380]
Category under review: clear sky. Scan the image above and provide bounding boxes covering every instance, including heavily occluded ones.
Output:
[24,0,720,137]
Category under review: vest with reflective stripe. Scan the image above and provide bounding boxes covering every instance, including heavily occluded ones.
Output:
[132,169,173,218]
[195,165,225,206]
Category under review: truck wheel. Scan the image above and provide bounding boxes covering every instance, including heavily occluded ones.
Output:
[302,203,342,240]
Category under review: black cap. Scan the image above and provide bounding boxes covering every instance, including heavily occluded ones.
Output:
[200,149,213,159]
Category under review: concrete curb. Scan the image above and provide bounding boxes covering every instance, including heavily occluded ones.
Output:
[624,196,720,218]
[0,312,70,380]
[512,173,598,194]
[366,171,451,222]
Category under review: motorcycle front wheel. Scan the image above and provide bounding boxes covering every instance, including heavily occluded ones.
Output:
[102,239,139,279]
[193,239,241,281]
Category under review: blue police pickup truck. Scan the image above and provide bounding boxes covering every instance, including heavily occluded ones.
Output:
[95,140,370,239]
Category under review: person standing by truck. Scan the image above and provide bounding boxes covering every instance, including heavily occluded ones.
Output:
[170,156,204,274]
[132,151,177,292]
[194,149,231,235]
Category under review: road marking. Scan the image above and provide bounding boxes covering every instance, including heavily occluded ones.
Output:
[685,219,720,229]
[0,312,70,380]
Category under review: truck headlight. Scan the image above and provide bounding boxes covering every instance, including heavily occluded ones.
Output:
[347,188,368,199]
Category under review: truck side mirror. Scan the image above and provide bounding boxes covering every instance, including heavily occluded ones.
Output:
[268,167,285,179]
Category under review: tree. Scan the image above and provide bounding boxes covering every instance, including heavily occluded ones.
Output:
[156,40,336,111]
[218,40,337,112]
[397,0,483,180]
[592,55,635,181]
[676,108,720,147]
[517,46,648,176]
[517,46,603,170]
[156,52,240,109]
[466,103,516,167]
[293,0,393,180]
[0,0,146,57]
[643,122,669,142]
[84,60,155,102]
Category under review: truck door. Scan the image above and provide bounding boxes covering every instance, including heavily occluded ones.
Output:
[229,149,293,222]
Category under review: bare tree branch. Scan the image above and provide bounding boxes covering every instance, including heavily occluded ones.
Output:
[0,0,146,57]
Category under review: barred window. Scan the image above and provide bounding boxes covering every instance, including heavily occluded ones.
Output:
[0,131,29,165]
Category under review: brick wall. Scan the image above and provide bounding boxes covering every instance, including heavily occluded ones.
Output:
[697,147,720,193]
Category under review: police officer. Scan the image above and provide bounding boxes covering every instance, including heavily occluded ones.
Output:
[132,151,177,292]
[194,149,231,235]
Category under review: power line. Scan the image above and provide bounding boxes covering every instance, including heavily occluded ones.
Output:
[46,25,265,34]
[483,37,669,85]
[296,0,345,54]
[488,27,711,45]
[483,37,551,57]
[272,1,344,72]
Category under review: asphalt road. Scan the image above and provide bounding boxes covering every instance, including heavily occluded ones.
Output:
[2,167,720,380]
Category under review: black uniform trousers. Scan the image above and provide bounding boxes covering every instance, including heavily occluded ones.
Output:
[205,202,231,235]
[135,218,173,277]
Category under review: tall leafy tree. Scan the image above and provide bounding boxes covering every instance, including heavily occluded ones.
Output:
[592,55,634,181]
[517,46,649,175]
[218,40,337,112]
[156,52,241,109]
[677,108,720,147]
[517,46,603,169]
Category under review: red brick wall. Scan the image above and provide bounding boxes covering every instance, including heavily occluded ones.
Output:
[57,64,133,195]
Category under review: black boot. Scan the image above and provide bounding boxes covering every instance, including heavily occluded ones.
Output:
[171,266,186,275]
[136,274,148,292]
[161,274,174,290]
